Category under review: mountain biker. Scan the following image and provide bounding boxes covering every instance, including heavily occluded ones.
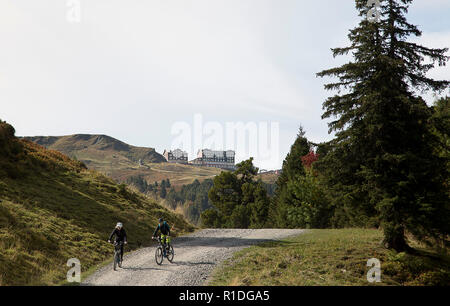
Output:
[108,222,127,266]
[152,218,171,257]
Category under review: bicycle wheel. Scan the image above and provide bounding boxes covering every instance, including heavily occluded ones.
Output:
[155,247,163,265]
[113,252,119,271]
[167,245,174,263]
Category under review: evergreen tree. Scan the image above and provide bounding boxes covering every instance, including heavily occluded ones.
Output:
[160,184,167,199]
[235,157,259,184]
[164,179,214,225]
[270,126,310,227]
[284,171,332,229]
[203,158,270,228]
[430,97,450,213]
[207,171,241,224]
[125,175,149,193]
[166,188,179,209]
[431,97,450,162]
[249,180,270,228]
[317,0,449,250]
[201,209,223,228]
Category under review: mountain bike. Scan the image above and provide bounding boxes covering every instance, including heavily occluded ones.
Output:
[152,236,174,265]
[111,241,124,271]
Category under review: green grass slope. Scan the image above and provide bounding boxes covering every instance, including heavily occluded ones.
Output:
[24,135,224,189]
[0,121,194,285]
[24,134,166,166]
[130,162,223,190]
[24,135,278,191]
[209,229,450,286]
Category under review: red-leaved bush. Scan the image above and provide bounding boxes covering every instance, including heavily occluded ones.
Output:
[301,151,319,168]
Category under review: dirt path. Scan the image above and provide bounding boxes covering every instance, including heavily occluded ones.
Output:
[82,229,304,286]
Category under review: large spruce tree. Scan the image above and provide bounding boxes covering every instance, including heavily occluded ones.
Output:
[269,126,311,227]
[317,0,449,251]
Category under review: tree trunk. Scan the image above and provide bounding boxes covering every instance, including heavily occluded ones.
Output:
[383,224,410,252]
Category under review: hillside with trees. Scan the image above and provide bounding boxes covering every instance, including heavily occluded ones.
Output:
[200,158,271,228]
[25,135,226,191]
[202,0,449,286]
[203,0,449,254]
[0,120,194,285]
[124,173,277,225]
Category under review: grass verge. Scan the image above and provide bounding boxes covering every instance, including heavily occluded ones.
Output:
[208,229,450,286]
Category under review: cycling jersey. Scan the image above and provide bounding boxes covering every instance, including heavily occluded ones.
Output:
[153,221,170,237]
[109,227,127,243]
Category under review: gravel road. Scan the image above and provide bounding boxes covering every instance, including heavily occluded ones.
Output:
[82,229,304,286]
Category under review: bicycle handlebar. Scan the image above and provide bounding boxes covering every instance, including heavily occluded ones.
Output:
[110,241,125,246]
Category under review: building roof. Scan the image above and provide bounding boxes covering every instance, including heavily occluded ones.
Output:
[198,149,235,158]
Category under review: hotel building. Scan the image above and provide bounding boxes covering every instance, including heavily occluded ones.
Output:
[190,149,236,170]
[163,149,188,164]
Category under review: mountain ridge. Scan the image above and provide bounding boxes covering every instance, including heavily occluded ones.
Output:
[23,134,226,189]
[23,134,278,191]
[24,134,166,164]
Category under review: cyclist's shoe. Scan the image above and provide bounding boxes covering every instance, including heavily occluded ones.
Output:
[118,261,122,268]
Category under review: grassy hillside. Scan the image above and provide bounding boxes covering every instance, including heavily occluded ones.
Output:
[209,229,450,286]
[25,134,166,167]
[25,135,226,189]
[0,121,195,285]
[124,162,223,190]
[25,135,279,191]
[257,171,280,185]
[22,133,280,231]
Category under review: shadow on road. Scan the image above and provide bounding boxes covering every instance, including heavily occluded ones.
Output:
[121,266,168,272]
[172,261,215,267]
[172,236,296,248]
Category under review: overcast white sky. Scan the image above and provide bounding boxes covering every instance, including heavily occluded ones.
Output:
[1,0,449,169]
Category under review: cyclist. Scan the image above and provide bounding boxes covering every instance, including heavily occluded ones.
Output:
[108,222,127,266]
[152,218,171,257]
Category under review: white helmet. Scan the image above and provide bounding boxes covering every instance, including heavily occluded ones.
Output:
[116,222,123,229]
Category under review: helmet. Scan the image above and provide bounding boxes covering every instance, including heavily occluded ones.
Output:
[116,222,123,229]
[158,218,163,223]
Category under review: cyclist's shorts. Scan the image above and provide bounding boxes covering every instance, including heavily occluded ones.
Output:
[161,234,171,244]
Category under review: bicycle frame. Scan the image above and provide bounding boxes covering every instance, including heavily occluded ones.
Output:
[153,236,174,265]
[112,241,124,270]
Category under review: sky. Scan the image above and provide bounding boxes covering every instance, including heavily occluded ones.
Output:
[1,0,449,170]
